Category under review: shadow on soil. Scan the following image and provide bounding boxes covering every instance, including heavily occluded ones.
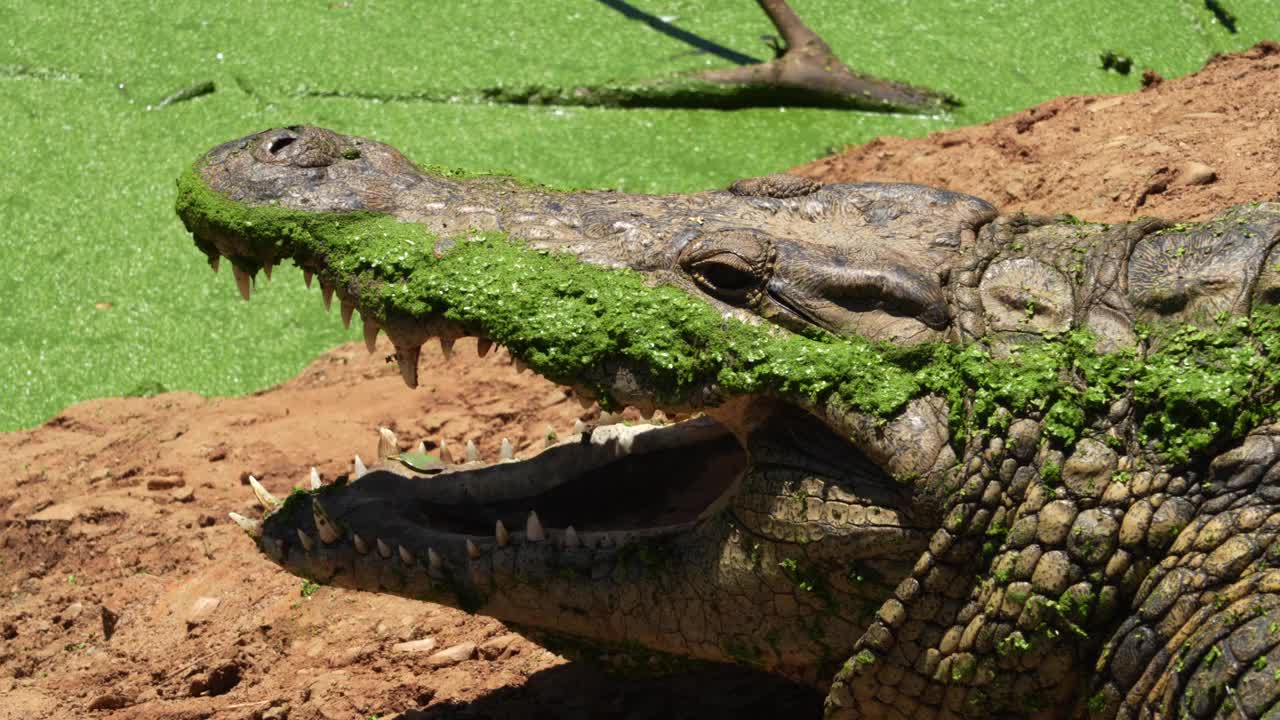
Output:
[407,661,823,719]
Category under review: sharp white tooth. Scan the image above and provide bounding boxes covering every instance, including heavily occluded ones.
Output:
[353,455,368,478]
[309,466,322,490]
[353,533,369,554]
[378,427,399,460]
[465,440,479,463]
[376,538,392,558]
[476,337,493,357]
[210,255,221,273]
[500,438,514,461]
[303,270,313,288]
[573,419,586,435]
[395,345,421,389]
[564,525,579,548]
[526,511,545,542]
[262,260,274,280]
[495,520,510,546]
[466,539,481,559]
[228,512,261,537]
[296,528,315,551]
[321,283,334,311]
[248,476,279,509]
[363,318,380,353]
[415,440,428,455]
[439,336,455,360]
[543,425,557,448]
[233,266,252,301]
[439,440,453,464]
[428,547,444,570]
[340,300,355,329]
[312,499,340,544]
[398,545,415,565]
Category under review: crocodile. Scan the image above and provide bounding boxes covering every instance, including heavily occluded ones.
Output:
[176,125,1280,719]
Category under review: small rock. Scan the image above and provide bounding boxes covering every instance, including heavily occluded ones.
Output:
[1176,161,1217,186]
[172,486,195,503]
[261,705,289,720]
[87,691,132,711]
[146,476,184,491]
[206,444,228,462]
[198,514,216,528]
[27,503,79,522]
[60,602,84,628]
[2,621,17,639]
[187,596,221,627]
[426,641,476,668]
[391,637,437,654]
[478,633,521,660]
[101,606,119,641]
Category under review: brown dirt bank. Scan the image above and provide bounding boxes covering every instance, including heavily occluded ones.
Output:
[4,42,1280,720]
[795,41,1280,223]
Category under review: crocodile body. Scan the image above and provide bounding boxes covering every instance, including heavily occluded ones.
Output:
[177,125,1280,719]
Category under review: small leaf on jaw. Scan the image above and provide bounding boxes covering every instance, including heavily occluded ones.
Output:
[398,451,444,473]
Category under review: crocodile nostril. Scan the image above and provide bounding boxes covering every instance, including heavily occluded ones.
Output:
[268,136,297,155]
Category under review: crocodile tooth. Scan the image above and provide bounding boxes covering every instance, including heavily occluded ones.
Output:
[353,455,368,478]
[526,511,545,542]
[544,425,557,448]
[564,525,579,548]
[312,498,340,544]
[415,440,428,455]
[363,319,380,353]
[303,269,313,288]
[438,440,453,464]
[573,419,586,435]
[228,512,261,537]
[296,528,315,551]
[210,255,221,273]
[652,409,668,425]
[248,476,279,509]
[495,520,510,547]
[395,345,421,389]
[233,266,252,301]
[476,337,493,357]
[262,260,274,281]
[321,283,334,311]
[309,466,322,490]
[465,440,479,463]
[352,533,369,554]
[439,336,455,360]
[466,539,481,559]
[398,545,415,565]
[377,427,399,460]
[428,547,444,570]
[500,438,514,461]
[376,538,392,558]
[340,300,355,329]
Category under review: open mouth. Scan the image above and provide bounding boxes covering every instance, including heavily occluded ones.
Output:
[294,415,748,553]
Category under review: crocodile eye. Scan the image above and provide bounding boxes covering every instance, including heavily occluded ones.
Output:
[689,253,758,301]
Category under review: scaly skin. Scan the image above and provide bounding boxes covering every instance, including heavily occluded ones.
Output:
[177,125,1280,718]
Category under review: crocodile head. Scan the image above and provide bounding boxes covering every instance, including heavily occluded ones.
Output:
[179,126,1280,714]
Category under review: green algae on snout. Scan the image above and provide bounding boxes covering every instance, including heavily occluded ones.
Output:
[176,164,1280,466]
